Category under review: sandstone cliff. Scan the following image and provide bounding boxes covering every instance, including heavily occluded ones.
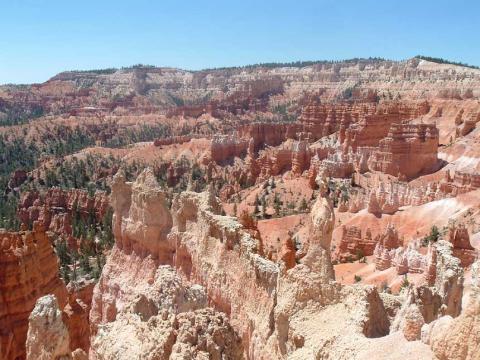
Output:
[0,223,67,360]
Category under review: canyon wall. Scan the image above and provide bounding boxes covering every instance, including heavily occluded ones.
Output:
[0,223,67,360]
[18,188,109,240]
[368,122,439,179]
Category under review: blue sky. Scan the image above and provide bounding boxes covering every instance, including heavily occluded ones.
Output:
[1,0,478,84]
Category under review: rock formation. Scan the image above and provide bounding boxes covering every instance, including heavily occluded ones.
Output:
[63,280,95,354]
[298,99,355,140]
[448,222,477,267]
[430,241,464,318]
[441,170,480,195]
[390,286,440,342]
[0,223,67,360]
[91,308,243,360]
[336,225,376,262]
[278,237,297,270]
[421,259,480,359]
[291,140,310,175]
[17,188,109,246]
[388,240,464,347]
[375,240,419,273]
[368,122,439,179]
[25,294,89,360]
[26,295,71,360]
[348,174,453,215]
[375,238,464,318]
[210,133,249,163]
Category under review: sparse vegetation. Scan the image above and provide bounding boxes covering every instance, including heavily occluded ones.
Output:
[415,55,479,69]
[400,275,410,290]
[200,57,388,71]
[422,225,441,246]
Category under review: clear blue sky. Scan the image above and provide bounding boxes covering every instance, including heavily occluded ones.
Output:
[1,0,478,84]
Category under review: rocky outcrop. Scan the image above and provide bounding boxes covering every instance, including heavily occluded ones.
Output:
[390,241,464,346]
[257,147,294,178]
[338,224,401,263]
[17,188,109,245]
[316,150,356,179]
[25,294,89,360]
[376,238,464,316]
[349,174,453,215]
[90,169,274,356]
[422,260,480,359]
[448,222,477,267]
[342,106,400,150]
[336,226,376,262]
[208,122,303,169]
[278,237,297,270]
[430,241,464,318]
[167,189,278,358]
[298,99,356,140]
[441,170,480,195]
[291,140,310,175]
[91,308,243,360]
[237,122,297,150]
[26,295,71,360]
[244,139,261,185]
[0,223,67,360]
[375,241,422,273]
[391,286,439,342]
[110,168,173,260]
[210,133,249,163]
[63,280,95,354]
[368,122,439,179]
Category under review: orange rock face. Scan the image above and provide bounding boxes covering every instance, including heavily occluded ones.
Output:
[0,223,67,360]
[441,169,480,195]
[342,101,430,150]
[298,99,356,140]
[368,122,439,179]
[209,122,299,165]
[336,225,376,262]
[63,280,95,354]
[17,188,109,248]
[278,237,297,269]
[447,222,477,267]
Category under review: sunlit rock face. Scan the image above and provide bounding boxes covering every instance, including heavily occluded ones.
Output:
[368,122,439,179]
[0,223,67,360]
[422,259,480,359]
[26,295,70,360]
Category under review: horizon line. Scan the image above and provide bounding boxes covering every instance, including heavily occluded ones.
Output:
[2,55,479,86]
